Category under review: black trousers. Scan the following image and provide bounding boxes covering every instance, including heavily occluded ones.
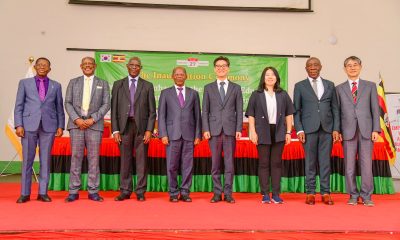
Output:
[119,118,148,195]
[257,124,285,196]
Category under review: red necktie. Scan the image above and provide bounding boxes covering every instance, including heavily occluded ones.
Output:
[351,82,357,103]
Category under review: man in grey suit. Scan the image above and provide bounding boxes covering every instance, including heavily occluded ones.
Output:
[293,57,340,205]
[14,57,65,203]
[64,57,110,202]
[111,57,156,201]
[158,66,201,202]
[336,56,380,207]
[202,56,243,203]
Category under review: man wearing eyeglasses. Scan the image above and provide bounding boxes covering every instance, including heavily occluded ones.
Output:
[111,57,156,202]
[202,56,243,203]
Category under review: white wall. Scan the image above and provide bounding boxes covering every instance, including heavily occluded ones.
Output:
[1,0,399,160]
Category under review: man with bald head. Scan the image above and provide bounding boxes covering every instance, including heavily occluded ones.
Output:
[293,57,340,205]
[64,57,110,202]
[158,66,201,202]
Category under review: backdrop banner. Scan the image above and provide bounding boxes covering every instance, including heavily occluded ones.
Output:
[95,51,288,109]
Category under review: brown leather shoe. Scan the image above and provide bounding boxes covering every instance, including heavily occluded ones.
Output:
[321,194,334,205]
[305,194,315,205]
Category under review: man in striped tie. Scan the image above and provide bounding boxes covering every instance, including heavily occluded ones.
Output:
[336,56,380,207]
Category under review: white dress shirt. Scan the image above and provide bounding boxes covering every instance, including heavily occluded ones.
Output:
[308,76,324,100]
[264,90,277,124]
[175,85,186,101]
[348,78,360,90]
[217,79,229,93]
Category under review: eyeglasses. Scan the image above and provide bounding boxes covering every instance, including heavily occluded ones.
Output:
[215,64,228,69]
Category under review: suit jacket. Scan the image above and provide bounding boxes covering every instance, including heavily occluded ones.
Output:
[14,77,65,132]
[111,77,156,135]
[202,80,243,137]
[336,79,380,140]
[245,90,294,144]
[158,86,201,141]
[293,78,340,134]
[64,76,110,131]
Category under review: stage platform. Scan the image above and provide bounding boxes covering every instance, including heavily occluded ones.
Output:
[1,183,399,239]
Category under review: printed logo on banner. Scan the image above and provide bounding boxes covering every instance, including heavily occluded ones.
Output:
[100,54,112,62]
[176,58,209,68]
[112,54,126,63]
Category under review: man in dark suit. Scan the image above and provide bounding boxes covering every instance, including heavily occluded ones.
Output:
[14,57,65,203]
[64,57,110,202]
[336,56,380,207]
[293,57,340,205]
[111,57,156,201]
[158,66,201,202]
[202,56,243,203]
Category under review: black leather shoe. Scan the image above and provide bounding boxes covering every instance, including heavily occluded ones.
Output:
[169,195,179,202]
[210,194,222,203]
[114,193,130,201]
[224,195,235,203]
[136,193,146,201]
[65,194,79,203]
[37,194,52,202]
[88,193,104,202]
[179,195,192,202]
[16,195,30,203]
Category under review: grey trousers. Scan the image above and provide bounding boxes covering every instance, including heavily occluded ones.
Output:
[68,128,102,194]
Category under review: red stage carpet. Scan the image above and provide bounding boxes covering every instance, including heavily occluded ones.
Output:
[1,183,399,239]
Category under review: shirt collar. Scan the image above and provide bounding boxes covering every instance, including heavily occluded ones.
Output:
[129,75,139,82]
[175,85,185,90]
[348,78,360,86]
[83,75,94,81]
[35,75,49,82]
[217,79,228,85]
[308,76,322,83]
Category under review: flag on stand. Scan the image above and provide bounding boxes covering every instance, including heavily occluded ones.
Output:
[4,60,36,160]
[377,74,396,165]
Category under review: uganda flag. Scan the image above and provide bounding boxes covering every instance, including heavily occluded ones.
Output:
[377,74,396,165]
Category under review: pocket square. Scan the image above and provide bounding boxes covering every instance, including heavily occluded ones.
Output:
[96,86,103,89]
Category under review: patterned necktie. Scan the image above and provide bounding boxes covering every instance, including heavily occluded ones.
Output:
[82,77,91,111]
[177,87,184,107]
[129,79,136,116]
[312,79,318,98]
[38,78,45,102]
[219,81,226,102]
[351,81,357,103]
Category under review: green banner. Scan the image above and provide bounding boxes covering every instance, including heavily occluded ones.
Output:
[95,51,288,108]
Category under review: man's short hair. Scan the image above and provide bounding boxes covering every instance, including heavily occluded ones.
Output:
[344,56,362,66]
[35,57,51,67]
[213,56,230,67]
[172,66,187,75]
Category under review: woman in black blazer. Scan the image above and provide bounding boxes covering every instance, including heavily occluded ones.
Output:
[245,66,294,204]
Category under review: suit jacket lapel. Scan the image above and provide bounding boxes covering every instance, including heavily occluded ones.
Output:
[90,76,99,101]
[44,80,55,103]
[356,79,366,105]
[258,91,269,123]
[304,79,319,101]
[134,77,143,104]
[122,77,130,102]
[275,91,282,125]
[183,87,192,108]
[222,81,233,106]
[28,78,41,101]
[320,79,329,100]
[211,81,223,106]
[169,87,181,108]
[342,81,355,105]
